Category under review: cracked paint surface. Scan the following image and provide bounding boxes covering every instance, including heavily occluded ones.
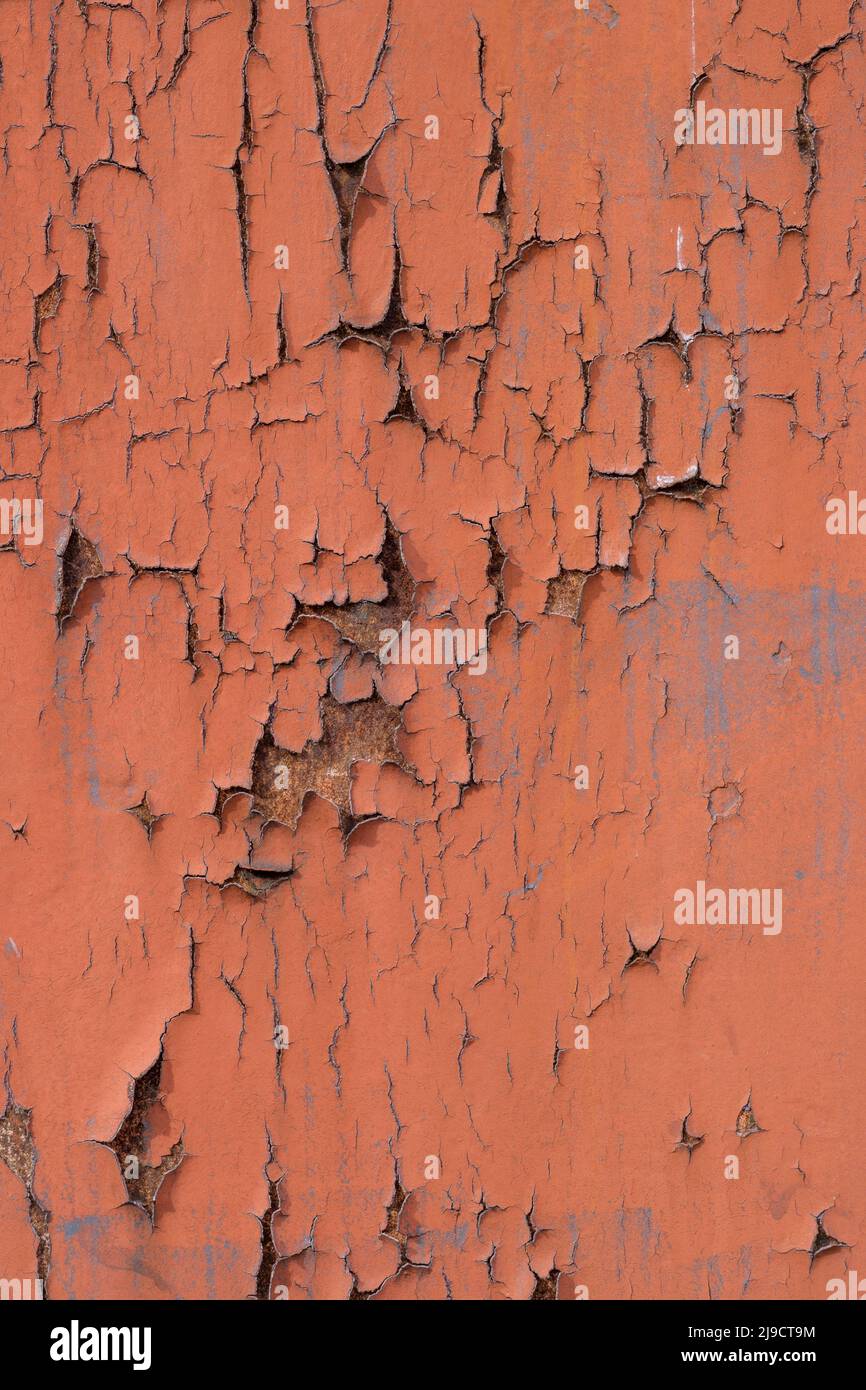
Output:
[0,0,864,1301]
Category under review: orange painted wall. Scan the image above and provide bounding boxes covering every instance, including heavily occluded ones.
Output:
[0,0,863,1301]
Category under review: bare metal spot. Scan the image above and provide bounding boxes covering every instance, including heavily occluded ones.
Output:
[252,693,409,830]
[57,526,104,632]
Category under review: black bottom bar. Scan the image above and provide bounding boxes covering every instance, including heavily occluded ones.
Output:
[3,1296,860,1375]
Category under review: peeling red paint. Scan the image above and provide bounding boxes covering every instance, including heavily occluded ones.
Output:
[0,0,863,1302]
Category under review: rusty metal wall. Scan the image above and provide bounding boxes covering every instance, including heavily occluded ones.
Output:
[0,0,863,1302]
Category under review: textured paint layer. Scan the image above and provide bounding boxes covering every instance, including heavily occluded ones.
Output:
[0,0,864,1301]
